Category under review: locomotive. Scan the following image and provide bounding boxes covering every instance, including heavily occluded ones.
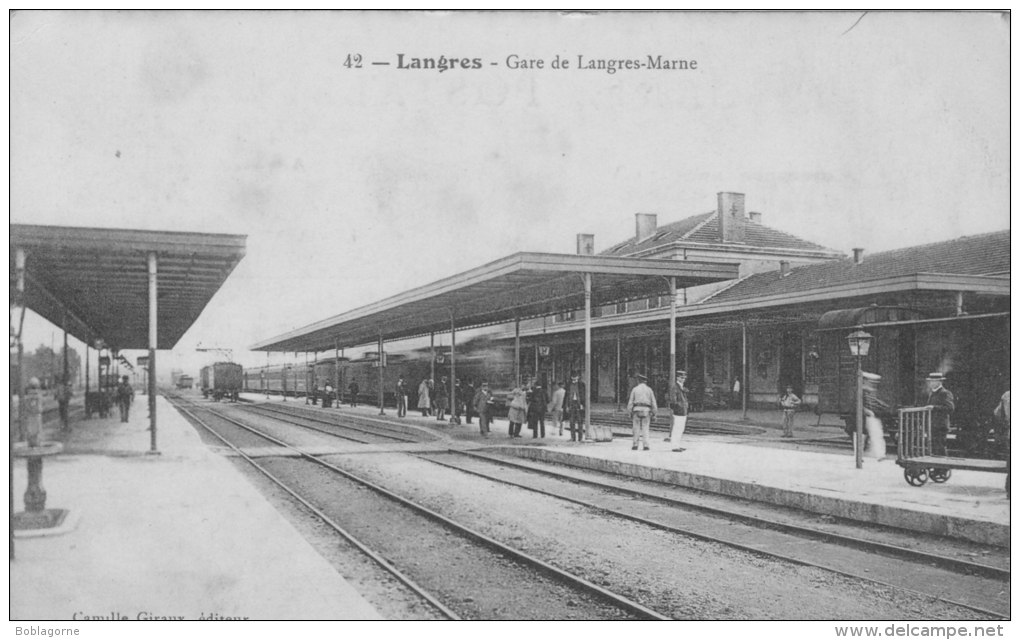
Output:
[243,337,517,411]
[200,362,243,401]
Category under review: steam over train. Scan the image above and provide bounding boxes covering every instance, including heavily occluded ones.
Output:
[242,338,517,410]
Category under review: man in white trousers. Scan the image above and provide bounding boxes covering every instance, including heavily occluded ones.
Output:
[665,370,689,452]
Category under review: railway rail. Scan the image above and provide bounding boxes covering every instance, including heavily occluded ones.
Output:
[166,394,670,620]
[169,394,1009,619]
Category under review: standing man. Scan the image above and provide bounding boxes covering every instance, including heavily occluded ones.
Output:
[665,370,689,452]
[924,372,955,456]
[779,385,802,438]
[995,390,1010,499]
[434,376,449,421]
[473,381,493,437]
[115,375,134,423]
[396,376,407,417]
[564,372,586,442]
[627,372,657,451]
[324,381,334,408]
[462,378,476,424]
[348,380,359,408]
[548,381,566,436]
[55,376,72,432]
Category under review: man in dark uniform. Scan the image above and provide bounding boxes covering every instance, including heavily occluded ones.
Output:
[925,372,955,456]
[462,378,476,424]
[396,376,407,417]
[564,372,586,442]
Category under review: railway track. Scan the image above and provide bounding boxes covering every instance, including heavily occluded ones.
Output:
[170,395,1010,619]
[237,402,425,445]
[411,449,1009,618]
[166,394,670,620]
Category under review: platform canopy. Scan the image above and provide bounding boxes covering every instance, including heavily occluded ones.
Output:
[251,251,739,352]
[10,224,247,351]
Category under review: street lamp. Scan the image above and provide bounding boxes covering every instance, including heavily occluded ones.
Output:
[846,328,873,469]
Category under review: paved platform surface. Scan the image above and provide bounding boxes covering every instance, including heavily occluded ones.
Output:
[10,394,382,621]
[269,394,1011,547]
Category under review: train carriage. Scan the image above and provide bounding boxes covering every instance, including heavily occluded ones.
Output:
[200,362,243,401]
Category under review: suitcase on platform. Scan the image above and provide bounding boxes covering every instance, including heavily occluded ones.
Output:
[589,425,613,442]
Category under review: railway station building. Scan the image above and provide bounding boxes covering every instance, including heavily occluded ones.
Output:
[490,193,1009,432]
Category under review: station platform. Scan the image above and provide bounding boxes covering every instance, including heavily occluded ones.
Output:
[10,394,382,621]
[268,395,1011,548]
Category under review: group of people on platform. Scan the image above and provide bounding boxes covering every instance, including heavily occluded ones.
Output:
[627,369,690,453]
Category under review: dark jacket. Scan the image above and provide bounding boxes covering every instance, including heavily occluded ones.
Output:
[927,386,955,433]
[473,388,493,414]
[667,382,688,416]
[564,381,586,415]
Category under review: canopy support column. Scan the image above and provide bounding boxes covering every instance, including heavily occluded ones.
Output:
[514,317,521,386]
[430,333,435,385]
[669,276,677,384]
[334,338,340,410]
[147,251,158,454]
[61,315,69,432]
[615,334,622,409]
[741,322,748,420]
[450,312,457,422]
[378,333,385,415]
[583,272,592,440]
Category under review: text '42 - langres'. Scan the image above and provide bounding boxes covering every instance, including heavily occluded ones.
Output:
[343,54,698,74]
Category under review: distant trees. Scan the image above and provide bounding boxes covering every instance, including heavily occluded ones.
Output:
[14,344,82,389]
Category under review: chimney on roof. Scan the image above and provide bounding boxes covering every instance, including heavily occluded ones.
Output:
[779,260,790,277]
[852,247,865,264]
[635,213,658,243]
[577,233,595,256]
[748,211,762,223]
[717,192,746,243]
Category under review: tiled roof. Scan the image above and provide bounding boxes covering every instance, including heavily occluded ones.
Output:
[600,212,838,256]
[601,212,715,255]
[706,230,1011,304]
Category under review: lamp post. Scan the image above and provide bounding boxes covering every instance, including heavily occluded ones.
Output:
[846,328,873,469]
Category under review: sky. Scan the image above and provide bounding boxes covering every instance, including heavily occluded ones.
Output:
[9,10,1011,379]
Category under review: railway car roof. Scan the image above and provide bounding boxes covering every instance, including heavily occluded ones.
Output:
[250,251,738,352]
[11,224,247,350]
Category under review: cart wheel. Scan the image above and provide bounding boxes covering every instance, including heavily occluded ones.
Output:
[904,467,928,486]
[929,468,952,483]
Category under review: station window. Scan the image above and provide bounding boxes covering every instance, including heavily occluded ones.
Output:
[647,295,660,310]
[555,310,576,323]
[616,301,628,314]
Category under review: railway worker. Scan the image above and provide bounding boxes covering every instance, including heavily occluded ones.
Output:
[627,372,657,451]
[323,382,334,408]
[348,380,359,408]
[434,377,449,421]
[395,377,407,417]
[924,373,955,457]
[665,370,689,452]
[54,376,72,432]
[994,390,1010,498]
[462,378,476,424]
[564,373,586,442]
[548,381,565,436]
[527,381,548,438]
[417,378,431,417]
[450,378,463,424]
[115,375,134,423]
[779,385,802,438]
[473,381,493,437]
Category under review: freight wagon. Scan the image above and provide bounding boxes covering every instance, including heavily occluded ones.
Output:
[200,362,243,401]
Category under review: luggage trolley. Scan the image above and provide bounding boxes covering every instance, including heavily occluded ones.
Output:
[896,406,1008,486]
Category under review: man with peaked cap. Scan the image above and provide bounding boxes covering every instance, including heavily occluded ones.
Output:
[665,370,689,452]
[627,372,657,451]
[925,372,955,457]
